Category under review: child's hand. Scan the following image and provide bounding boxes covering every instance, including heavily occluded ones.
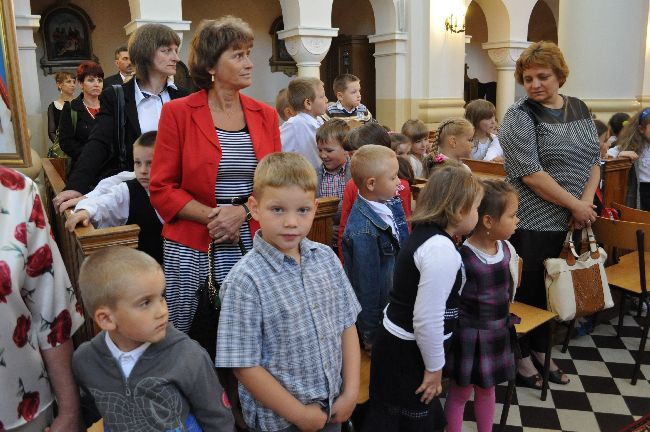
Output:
[294,403,328,432]
[65,210,91,232]
[59,195,86,213]
[415,369,442,404]
[330,392,357,423]
[618,150,639,161]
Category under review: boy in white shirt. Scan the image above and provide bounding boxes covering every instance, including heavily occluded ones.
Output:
[65,131,163,262]
[281,77,328,168]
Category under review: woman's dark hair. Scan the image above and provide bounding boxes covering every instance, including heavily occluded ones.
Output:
[189,16,254,90]
[345,122,391,151]
[594,119,608,138]
[608,112,630,136]
[128,23,181,83]
[76,61,104,83]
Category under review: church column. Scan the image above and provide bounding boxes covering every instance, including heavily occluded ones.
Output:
[483,41,529,121]
[13,0,44,155]
[278,28,338,78]
[125,0,190,42]
[639,5,650,107]
[369,32,408,129]
[558,0,648,120]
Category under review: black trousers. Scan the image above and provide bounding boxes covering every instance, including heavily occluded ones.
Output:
[509,229,566,357]
[640,182,650,211]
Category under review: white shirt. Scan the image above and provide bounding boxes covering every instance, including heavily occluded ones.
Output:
[359,194,399,240]
[409,154,423,178]
[85,171,136,199]
[105,332,151,379]
[463,239,504,264]
[134,78,176,134]
[470,134,503,161]
[75,180,163,228]
[280,112,323,168]
[383,234,462,372]
[637,145,650,182]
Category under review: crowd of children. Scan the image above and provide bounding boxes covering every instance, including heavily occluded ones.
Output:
[58,73,650,432]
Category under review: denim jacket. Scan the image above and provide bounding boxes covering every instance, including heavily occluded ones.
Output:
[342,195,409,345]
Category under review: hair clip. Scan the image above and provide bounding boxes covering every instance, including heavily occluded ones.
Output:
[639,107,650,125]
[433,153,446,164]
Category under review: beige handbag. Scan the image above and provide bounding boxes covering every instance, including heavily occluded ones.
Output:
[544,227,614,321]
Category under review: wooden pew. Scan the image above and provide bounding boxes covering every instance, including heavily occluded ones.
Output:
[308,196,340,245]
[602,158,633,208]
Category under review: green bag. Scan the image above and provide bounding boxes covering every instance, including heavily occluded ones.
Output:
[48,108,77,158]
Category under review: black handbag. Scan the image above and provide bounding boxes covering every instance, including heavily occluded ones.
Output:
[111,84,128,172]
[188,240,246,361]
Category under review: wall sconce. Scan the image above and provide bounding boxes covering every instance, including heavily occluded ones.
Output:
[445,13,465,33]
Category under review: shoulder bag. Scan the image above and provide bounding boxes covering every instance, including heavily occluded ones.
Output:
[544,226,614,321]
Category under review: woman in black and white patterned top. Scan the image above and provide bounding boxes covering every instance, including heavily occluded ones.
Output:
[499,41,600,389]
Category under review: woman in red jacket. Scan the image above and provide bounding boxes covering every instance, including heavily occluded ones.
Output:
[149,16,281,333]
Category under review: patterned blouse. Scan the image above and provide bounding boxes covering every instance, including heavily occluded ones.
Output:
[0,167,84,429]
[499,96,600,231]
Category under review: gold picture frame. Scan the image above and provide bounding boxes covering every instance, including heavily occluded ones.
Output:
[0,0,32,167]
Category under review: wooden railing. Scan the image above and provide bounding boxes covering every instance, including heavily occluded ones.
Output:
[43,159,339,343]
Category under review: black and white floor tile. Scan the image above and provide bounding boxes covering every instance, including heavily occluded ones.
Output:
[458,314,650,432]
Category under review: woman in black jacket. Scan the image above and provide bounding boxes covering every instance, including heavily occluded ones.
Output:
[47,71,76,143]
[54,24,188,211]
[59,61,103,172]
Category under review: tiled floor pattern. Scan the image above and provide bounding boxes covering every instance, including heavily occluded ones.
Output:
[458,314,650,432]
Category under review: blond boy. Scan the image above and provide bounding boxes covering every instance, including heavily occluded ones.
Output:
[275,88,295,122]
[216,153,361,432]
[281,77,328,168]
[73,247,234,431]
[324,74,374,124]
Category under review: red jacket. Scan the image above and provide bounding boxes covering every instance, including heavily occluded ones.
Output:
[150,90,281,252]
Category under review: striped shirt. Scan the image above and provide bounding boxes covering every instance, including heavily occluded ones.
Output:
[164,127,257,333]
[324,100,374,123]
[499,96,599,231]
[216,233,361,431]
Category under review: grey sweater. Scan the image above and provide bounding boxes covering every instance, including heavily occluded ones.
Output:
[72,325,234,432]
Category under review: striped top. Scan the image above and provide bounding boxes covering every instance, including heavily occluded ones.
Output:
[499,96,600,231]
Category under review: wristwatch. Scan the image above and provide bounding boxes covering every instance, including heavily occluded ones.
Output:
[240,203,253,221]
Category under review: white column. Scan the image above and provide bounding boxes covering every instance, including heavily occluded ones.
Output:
[640,4,650,107]
[13,0,44,155]
[125,0,190,42]
[368,32,408,129]
[558,0,648,120]
[278,28,338,78]
[483,41,529,121]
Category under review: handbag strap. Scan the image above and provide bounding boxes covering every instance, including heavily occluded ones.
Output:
[206,239,248,293]
[111,84,127,171]
[562,227,600,266]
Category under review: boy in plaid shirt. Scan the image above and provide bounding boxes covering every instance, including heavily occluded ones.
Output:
[216,152,361,432]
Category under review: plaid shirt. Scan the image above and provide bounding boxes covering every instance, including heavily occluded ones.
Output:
[216,232,361,431]
[318,159,349,199]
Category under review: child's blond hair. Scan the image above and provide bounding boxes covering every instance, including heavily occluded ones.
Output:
[421,154,463,179]
[618,107,650,153]
[350,144,396,189]
[316,118,350,146]
[275,88,291,121]
[78,246,162,314]
[287,77,323,112]
[432,117,474,154]
[411,165,483,228]
[401,119,429,143]
[465,100,496,135]
[253,152,317,198]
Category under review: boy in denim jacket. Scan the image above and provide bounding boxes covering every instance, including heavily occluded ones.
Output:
[342,145,409,351]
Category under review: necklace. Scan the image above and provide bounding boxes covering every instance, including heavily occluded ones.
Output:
[82,100,100,119]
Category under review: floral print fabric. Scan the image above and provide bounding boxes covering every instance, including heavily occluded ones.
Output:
[0,167,83,430]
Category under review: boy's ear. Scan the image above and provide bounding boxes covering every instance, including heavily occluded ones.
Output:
[248,196,260,222]
[303,97,312,112]
[94,306,117,332]
[365,177,376,192]
[335,90,343,101]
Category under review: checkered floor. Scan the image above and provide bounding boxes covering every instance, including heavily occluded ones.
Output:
[456,314,650,432]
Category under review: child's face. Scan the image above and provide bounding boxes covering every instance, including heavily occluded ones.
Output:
[133,146,154,191]
[338,81,361,110]
[455,192,483,237]
[306,84,328,117]
[395,142,411,157]
[489,194,519,240]
[104,269,168,352]
[598,131,610,158]
[410,137,427,157]
[452,131,474,159]
[369,156,400,202]
[249,185,317,261]
[640,122,650,142]
[478,116,497,136]
[318,138,348,172]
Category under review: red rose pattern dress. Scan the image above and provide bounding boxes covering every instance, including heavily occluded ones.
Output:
[0,167,84,430]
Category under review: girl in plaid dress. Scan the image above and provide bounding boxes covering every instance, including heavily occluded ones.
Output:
[444,180,520,432]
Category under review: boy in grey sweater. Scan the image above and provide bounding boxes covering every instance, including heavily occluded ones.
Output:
[73,247,234,432]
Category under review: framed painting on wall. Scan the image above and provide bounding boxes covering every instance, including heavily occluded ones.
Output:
[39,3,98,75]
[0,0,32,167]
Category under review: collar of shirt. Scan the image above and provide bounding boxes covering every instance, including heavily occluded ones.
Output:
[321,158,349,176]
[120,72,133,82]
[252,231,318,272]
[335,100,358,114]
[359,193,394,220]
[134,77,177,106]
[294,111,323,128]
[105,332,151,377]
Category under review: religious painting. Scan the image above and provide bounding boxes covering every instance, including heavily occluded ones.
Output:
[39,4,98,75]
[0,0,32,167]
[269,17,297,77]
